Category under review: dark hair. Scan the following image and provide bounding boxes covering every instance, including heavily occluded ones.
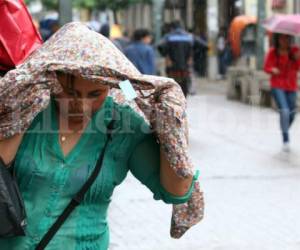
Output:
[56,71,75,91]
[100,23,110,38]
[0,70,8,77]
[133,29,151,41]
[273,33,295,62]
[170,20,182,30]
[123,30,129,37]
[187,28,194,33]
[161,23,171,35]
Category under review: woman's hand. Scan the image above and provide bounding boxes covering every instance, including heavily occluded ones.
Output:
[271,67,280,75]
[160,147,193,196]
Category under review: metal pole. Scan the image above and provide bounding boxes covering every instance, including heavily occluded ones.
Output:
[241,0,246,15]
[295,0,300,13]
[256,0,266,70]
[186,0,193,30]
[59,0,73,26]
[153,0,165,45]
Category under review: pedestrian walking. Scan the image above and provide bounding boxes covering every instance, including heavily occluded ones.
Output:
[0,23,203,250]
[39,19,60,41]
[158,21,193,97]
[217,27,228,79]
[114,30,130,52]
[124,29,156,75]
[99,22,110,38]
[264,33,300,151]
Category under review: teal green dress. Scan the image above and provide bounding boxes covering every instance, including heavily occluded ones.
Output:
[0,96,195,250]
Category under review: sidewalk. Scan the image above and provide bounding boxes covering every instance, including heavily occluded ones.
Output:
[108,79,300,250]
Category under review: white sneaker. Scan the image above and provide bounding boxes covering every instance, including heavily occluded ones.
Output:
[282,143,290,153]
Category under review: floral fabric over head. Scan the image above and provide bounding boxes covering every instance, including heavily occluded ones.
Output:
[0,22,204,238]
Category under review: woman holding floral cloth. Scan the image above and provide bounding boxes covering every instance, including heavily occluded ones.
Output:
[0,23,204,250]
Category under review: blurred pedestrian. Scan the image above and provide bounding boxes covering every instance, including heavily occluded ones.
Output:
[87,20,101,33]
[100,22,110,38]
[39,19,59,41]
[264,33,300,151]
[161,22,172,36]
[124,29,156,75]
[114,30,130,51]
[217,27,230,79]
[109,24,124,51]
[158,21,193,97]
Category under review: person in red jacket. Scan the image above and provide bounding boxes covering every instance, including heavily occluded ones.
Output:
[264,33,300,151]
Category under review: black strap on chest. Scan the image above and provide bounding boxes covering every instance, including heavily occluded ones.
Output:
[35,117,115,250]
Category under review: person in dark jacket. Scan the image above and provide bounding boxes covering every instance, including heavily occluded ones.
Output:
[100,22,110,38]
[124,29,156,75]
[158,21,193,97]
[114,30,130,52]
[39,19,60,41]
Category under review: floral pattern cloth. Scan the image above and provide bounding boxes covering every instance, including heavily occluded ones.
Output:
[0,22,204,238]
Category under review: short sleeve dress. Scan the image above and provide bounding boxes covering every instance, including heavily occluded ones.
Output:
[0,96,196,250]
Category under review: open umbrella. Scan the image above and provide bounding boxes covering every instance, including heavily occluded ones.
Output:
[262,14,300,36]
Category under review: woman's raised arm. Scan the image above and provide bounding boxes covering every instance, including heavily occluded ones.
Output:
[159,147,193,196]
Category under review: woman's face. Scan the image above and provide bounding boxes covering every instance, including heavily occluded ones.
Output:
[55,73,109,123]
[278,35,290,50]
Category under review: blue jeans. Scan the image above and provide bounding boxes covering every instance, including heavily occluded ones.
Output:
[271,88,297,143]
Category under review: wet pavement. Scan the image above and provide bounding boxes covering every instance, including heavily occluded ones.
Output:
[108,80,300,250]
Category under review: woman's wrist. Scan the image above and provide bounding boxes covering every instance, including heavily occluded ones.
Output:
[159,147,193,196]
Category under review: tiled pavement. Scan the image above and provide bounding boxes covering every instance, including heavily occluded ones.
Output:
[108,80,300,250]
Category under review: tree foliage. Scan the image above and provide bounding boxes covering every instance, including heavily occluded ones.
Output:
[25,0,152,11]
[96,0,152,11]
[25,0,58,10]
[102,0,150,11]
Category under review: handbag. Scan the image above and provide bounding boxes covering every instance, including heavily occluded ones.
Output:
[0,0,42,71]
[0,158,27,237]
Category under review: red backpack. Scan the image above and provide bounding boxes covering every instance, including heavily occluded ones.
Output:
[0,0,42,71]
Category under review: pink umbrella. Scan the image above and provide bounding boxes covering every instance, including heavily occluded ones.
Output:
[262,14,300,36]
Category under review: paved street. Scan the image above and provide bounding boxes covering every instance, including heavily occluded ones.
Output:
[108,80,300,250]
